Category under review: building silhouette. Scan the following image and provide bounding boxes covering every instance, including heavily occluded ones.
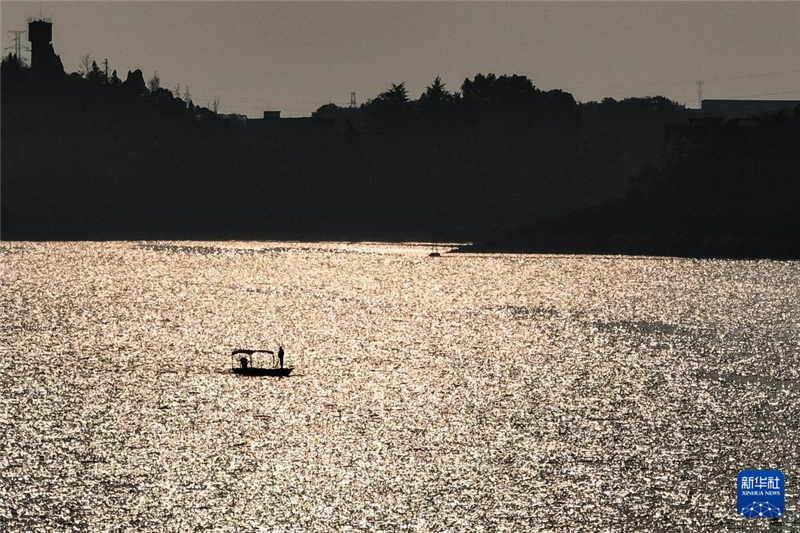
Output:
[27,16,62,76]
[245,110,336,142]
[701,99,800,120]
[664,99,799,172]
[28,17,52,69]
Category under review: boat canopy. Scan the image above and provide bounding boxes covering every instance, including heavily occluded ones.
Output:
[231,348,274,356]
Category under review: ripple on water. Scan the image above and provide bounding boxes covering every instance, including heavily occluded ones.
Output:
[1,242,798,531]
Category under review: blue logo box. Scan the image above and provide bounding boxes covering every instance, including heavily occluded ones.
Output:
[737,470,784,518]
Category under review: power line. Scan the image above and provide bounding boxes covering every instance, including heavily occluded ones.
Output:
[187,82,338,98]
[562,69,800,93]
[190,93,333,107]
[5,30,29,60]
[713,89,800,99]
[705,69,800,83]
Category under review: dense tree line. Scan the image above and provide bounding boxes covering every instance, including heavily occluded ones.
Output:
[2,53,246,239]
[309,73,689,237]
[470,106,800,257]
[2,52,796,256]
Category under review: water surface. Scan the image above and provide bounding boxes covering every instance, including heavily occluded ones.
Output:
[1,242,797,531]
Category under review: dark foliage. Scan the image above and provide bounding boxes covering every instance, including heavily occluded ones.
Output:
[2,54,797,257]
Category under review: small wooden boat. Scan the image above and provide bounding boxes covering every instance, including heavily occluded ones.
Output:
[232,366,293,377]
[230,348,292,377]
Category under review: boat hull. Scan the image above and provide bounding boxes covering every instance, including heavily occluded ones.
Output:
[232,367,293,377]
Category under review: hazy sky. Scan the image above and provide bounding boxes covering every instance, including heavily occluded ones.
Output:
[3,1,799,116]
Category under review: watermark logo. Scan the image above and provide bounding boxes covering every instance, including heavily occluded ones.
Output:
[737,470,784,518]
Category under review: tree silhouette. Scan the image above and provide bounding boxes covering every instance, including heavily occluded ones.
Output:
[78,53,92,77]
[461,73,497,106]
[420,76,455,113]
[148,71,160,93]
[2,53,24,75]
[87,60,104,84]
[374,82,409,115]
[10,34,795,258]
[461,73,542,111]
[122,69,147,95]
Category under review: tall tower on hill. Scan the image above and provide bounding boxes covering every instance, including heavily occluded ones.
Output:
[28,16,52,70]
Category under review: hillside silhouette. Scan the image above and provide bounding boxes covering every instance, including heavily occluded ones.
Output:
[2,43,798,257]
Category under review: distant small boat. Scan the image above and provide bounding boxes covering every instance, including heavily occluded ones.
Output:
[230,348,292,377]
[429,241,442,257]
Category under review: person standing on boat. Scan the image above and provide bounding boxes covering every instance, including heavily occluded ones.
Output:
[277,346,285,369]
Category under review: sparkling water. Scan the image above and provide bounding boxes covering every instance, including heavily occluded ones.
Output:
[1,242,797,531]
